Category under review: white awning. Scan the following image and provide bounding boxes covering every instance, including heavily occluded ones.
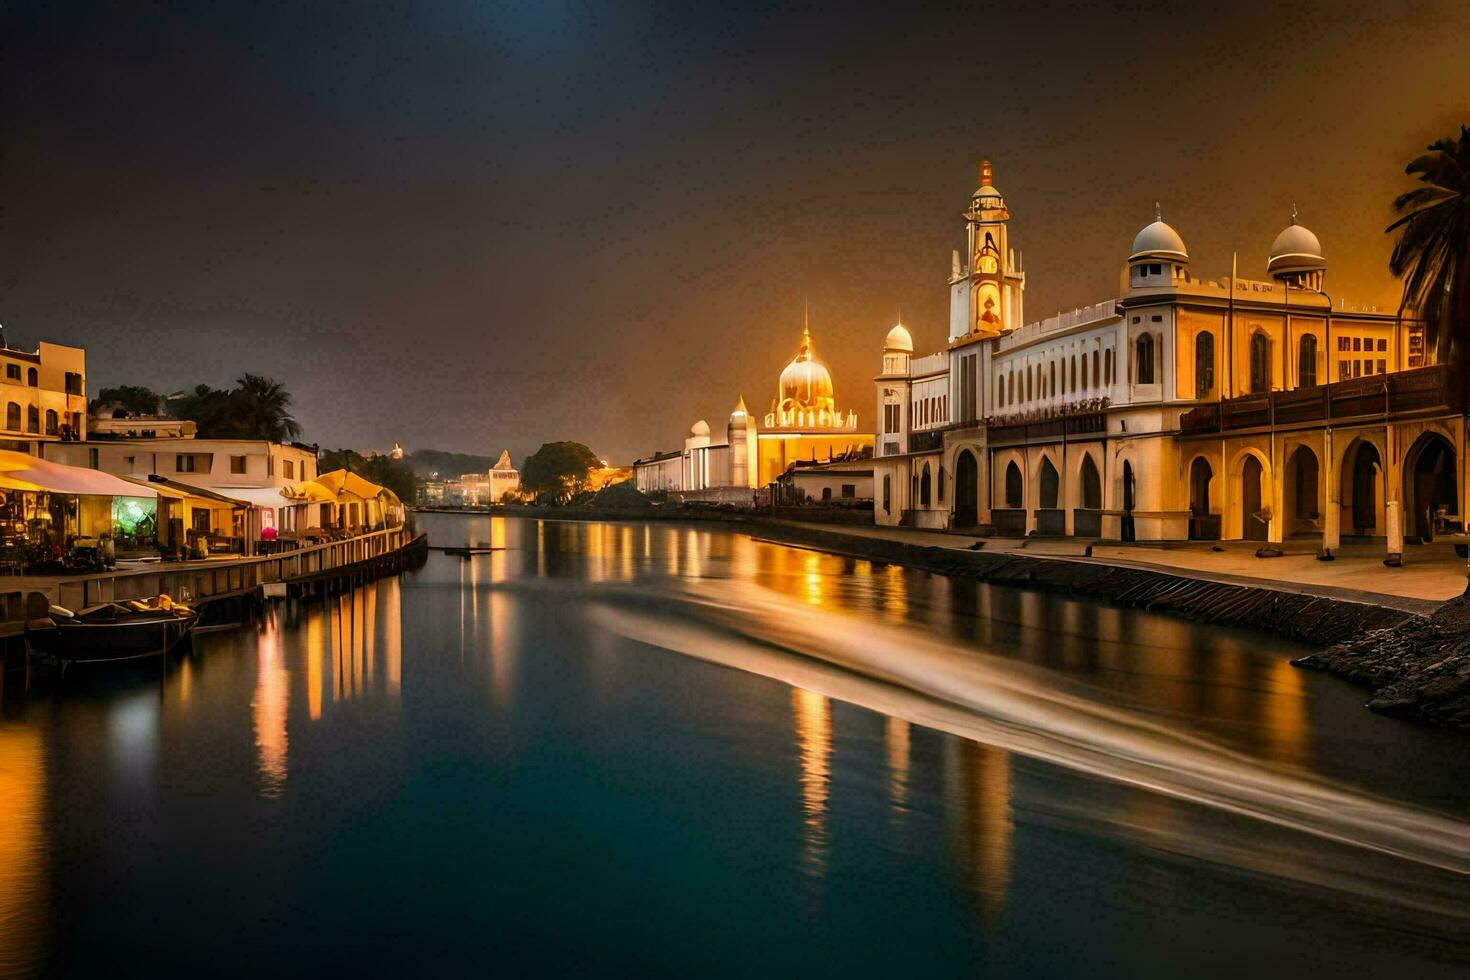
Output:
[212,486,297,510]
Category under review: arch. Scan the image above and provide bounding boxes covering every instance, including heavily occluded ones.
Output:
[5,402,18,430]
[26,405,38,434]
[1284,445,1321,536]
[1049,361,1056,398]
[955,450,979,527]
[1004,460,1023,509]
[26,367,37,387]
[1070,355,1078,392]
[1195,331,1215,399]
[1079,454,1102,510]
[1249,331,1271,393]
[1238,451,1269,541]
[1403,431,1457,542]
[919,462,932,508]
[1120,460,1136,542]
[1298,334,1318,388]
[1037,456,1060,510]
[44,409,57,435]
[1134,334,1155,385]
[1188,455,1218,540]
[1340,438,1382,536]
[1103,348,1112,387]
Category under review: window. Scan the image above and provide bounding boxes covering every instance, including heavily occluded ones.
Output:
[1249,333,1271,393]
[64,372,82,396]
[938,466,945,502]
[841,484,856,499]
[1195,332,1215,398]
[4,365,18,381]
[1093,350,1101,388]
[230,455,247,474]
[1132,316,1141,324]
[997,376,1006,408]
[1377,339,1388,352]
[26,406,38,433]
[882,475,891,513]
[44,410,57,435]
[5,402,17,430]
[177,454,196,473]
[821,487,832,501]
[1352,337,1362,352]
[1004,461,1023,509]
[26,368,37,387]
[89,448,99,469]
[1338,336,1350,352]
[1049,362,1056,396]
[1298,334,1318,388]
[1377,358,1387,374]
[1151,314,1163,323]
[1135,334,1156,385]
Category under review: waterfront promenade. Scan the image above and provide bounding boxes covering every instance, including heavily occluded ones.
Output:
[773,522,1464,613]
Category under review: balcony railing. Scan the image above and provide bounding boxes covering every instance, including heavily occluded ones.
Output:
[907,429,945,453]
[1179,365,1458,435]
[987,411,1107,444]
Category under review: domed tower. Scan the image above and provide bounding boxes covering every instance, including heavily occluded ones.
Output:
[1127,205,1189,289]
[876,323,913,459]
[1267,208,1326,291]
[727,396,758,489]
[962,159,1025,339]
[777,324,837,426]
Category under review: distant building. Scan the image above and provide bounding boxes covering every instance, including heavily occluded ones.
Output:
[783,458,874,504]
[488,450,520,502]
[633,322,874,500]
[0,337,88,453]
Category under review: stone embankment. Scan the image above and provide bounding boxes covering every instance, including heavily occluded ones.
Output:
[1293,594,1470,727]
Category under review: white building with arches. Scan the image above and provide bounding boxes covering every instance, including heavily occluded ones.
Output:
[875,162,1442,560]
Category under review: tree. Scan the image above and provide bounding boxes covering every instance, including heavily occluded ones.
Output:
[89,385,162,417]
[520,441,599,504]
[320,448,418,505]
[229,373,303,442]
[1387,126,1470,367]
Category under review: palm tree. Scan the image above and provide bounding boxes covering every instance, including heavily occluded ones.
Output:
[1387,125,1470,367]
[230,374,302,443]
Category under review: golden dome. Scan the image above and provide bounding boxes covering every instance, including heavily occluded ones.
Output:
[778,325,836,415]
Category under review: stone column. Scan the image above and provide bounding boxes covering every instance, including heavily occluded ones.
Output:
[1321,428,1340,557]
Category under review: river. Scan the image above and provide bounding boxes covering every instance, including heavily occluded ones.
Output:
[0,513,1466,977]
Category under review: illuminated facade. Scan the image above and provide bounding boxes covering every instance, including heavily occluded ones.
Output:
[877,160,1445,560]
[0,339,88,453]
[634,322,874,498]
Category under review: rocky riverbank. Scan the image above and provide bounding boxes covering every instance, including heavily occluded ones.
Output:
[1294,591,1470,727]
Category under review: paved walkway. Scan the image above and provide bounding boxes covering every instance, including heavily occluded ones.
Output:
[771,520,1464,614]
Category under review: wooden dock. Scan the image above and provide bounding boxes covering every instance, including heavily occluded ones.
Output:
[3,526,426,612]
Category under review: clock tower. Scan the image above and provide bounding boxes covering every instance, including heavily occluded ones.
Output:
[962,159,1025,338]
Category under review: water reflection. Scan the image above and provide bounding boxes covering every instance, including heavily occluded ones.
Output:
[885,716,910,816]
[0,724,45,977]
[254,615,289,797]
[792,687,831,881]
[948,740,1012,918]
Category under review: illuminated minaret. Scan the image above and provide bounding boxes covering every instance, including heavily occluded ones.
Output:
[727,396,758,488]
[962,159,1025,338]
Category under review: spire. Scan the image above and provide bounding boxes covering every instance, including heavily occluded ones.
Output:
[733,395,748,415]
[798,320,813,361]
[1154,201,1162,222]
[1291,202,1299,224]
[980,158,994,187]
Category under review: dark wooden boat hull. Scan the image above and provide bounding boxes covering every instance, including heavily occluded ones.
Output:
[29,611,198,663]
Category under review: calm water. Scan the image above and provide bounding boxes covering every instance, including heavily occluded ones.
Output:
[0,513,1466,978]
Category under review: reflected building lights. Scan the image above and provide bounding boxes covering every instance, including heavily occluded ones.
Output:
[885,716,910,816]
[306,605,325,721]
[0,725,45,977]
[254,619,289,797]
[383,579,403,699]
[1262,657,1310,767]
[792,687,832,882]
[947,739,1012,919]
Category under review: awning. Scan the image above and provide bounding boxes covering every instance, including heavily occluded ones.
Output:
[0,449,158,498]
[129,475,251,508]
[215,485,299,510]
[287,481,339,504]
[314,469,388,501]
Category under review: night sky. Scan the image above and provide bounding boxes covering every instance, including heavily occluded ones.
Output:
[3,2,1467,463]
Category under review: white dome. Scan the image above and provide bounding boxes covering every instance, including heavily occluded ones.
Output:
[1268,221,1325,276]
[1130,219,1188,261]
[690,419,710,437]
[884,323,913,352]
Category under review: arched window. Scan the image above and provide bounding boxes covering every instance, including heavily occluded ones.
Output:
[920,463,932,507]
[1249,332,1271,393]
[1026,366,1033,401]
[1080,454,1102,510]
[1195,332,1215,399]
[938,466,945,502]
[1093,350,1101,388]
[1135,334,1156,385]
[5,402,19,430]
[1104,349,1113,386]
[882,475,891,513]
[26,368,37,387]
[1004,461,1023,509]
[1038,458,1060,509]
[997,375,1005,408]
[1049,361,1056,397]
[26,406,38,433]
[1298,334,1318,388]
[44,409,57,435]
[1071,356,1078,392]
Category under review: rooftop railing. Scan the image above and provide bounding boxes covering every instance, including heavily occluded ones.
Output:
[1178,364,1458,434]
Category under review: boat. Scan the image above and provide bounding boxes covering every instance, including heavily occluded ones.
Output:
[28,598,198,664]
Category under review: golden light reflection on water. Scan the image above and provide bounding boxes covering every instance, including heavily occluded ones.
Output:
[948,739,1012,918]
[792,687,832,881]
[254,617,289,798]
[1263,657,1310,768]
[383,578,403,698]
[307,604,325,720]
[0,724,45,976]
[885,716,910,815]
